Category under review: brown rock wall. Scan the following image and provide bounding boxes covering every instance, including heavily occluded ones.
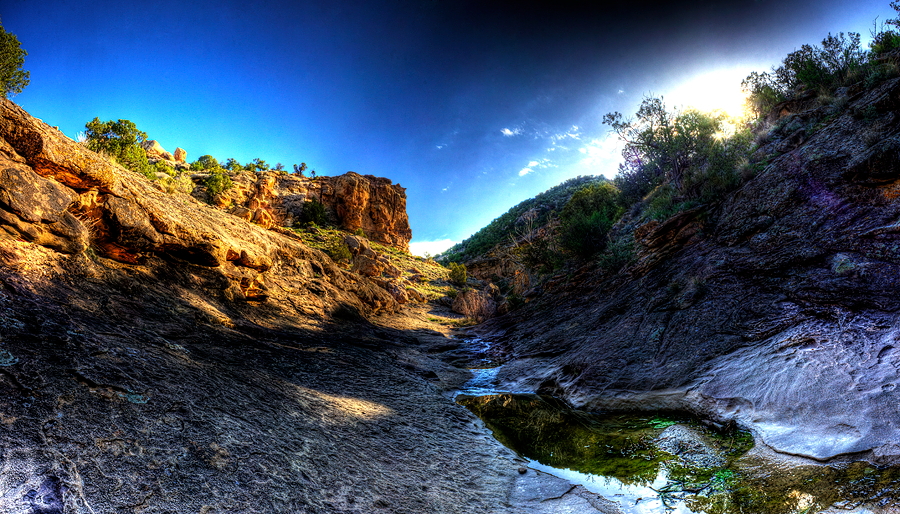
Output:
[206,171,412,252]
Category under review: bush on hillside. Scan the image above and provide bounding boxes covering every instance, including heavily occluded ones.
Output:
[327,242,352,265]
[300,199,327,226]
[205,169,233,198]
[154,161,175,176]
[83,118,151,177]
[605,97,753,218]
[252,158,269,171]
[558,182,623,258]
[742,31,873,118]
[448,262,466,286]
[192,155,219,171]
[223,158,243,171]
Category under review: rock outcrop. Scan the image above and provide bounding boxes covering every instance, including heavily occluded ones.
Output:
[0,98,398,317]
[141,139,174,161]
[173,146,186,163]
[476,76,900,466]
[202,171,412,251]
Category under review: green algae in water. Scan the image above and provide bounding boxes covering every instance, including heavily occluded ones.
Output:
[457,393,900,513]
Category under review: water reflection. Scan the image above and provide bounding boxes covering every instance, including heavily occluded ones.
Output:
[457,393,900,514]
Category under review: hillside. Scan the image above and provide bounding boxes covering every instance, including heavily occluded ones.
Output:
[439,175,608,263]
[472,68,900,467]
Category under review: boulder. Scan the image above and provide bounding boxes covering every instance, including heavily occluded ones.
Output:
[141,139,174,161]
[318,172,412,251]
[406,287,426,303]
[452,289,497,322]
[351,253,385,277]
[344,234,376,257]
[653,425,726,468]
[0,164,87,254]
[173,147,187,163]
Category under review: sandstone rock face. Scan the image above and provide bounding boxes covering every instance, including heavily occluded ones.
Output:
[476,76,900,465]
[141,139,174,161]
[206,171,412,252]
[173,147,186,163]
[320,172,412,251]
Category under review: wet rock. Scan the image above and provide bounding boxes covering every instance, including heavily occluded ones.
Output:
[653,424,726,468]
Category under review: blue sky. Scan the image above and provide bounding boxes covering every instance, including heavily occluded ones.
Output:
[2,0,895,255]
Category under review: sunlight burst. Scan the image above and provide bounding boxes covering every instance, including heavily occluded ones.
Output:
[665,69,750,121]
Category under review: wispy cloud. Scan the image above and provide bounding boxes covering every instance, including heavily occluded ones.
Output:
[517,158,555,177]
[501,127,522,137]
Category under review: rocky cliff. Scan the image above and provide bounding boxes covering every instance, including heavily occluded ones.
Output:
[475,76,900,466]
[200,170,412,252]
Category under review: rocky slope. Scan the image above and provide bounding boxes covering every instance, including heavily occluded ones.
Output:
[474,76,900,465]
[0,98,544,513]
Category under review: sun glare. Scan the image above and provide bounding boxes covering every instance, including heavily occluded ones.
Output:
[665,69,750,121]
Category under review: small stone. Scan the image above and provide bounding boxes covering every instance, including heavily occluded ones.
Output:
[517,466,527,474]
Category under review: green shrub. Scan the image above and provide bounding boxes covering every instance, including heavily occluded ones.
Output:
[84,117,152,177]
[743,31,867,118]
[154,161,175,176]
[301,199,327,226]
[205,170,233,198]
[223,158,243,171]
[558,182,622,258]
[597,235,636,274]
[328,242,352,264]
[353,228,365,237]
[871,30,900,55]
[448,262,467,286]
[192,155,218,171]
[446,288,458,299]
[741,71,787,117]
[0,18,29,98]
[252,158,269,171]
[161,173,195,195]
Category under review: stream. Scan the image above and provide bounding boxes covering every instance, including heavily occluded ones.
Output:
[452,338,900,514]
